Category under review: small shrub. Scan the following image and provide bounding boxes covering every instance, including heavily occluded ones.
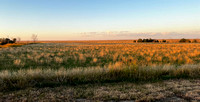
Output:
[162,40,167,43]
[179,38,191,43]
[193,39,198,43]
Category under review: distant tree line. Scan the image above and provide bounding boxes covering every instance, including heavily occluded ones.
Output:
[133,38,198,43]
[0,34,38,45]
[133,38,166,43]
[0,38,17,45]
[138,38,159,42]
[179,38,199,43]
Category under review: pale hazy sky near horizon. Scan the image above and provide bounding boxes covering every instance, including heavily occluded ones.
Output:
[0,0,200,40]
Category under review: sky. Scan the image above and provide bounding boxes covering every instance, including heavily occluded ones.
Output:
[0,0,200,40]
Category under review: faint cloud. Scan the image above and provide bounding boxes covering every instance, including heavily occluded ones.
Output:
[79,31,200,40]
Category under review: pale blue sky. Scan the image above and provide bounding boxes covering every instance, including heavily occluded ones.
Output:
[0,0,200,40]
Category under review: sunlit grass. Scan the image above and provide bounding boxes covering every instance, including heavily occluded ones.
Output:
[1,42,200,91]
[1,43,200,71]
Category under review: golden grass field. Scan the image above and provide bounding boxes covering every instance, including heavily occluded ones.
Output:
[2,40,200,70]
[0,40,200,101]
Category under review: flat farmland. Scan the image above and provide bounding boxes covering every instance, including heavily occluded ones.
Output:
[1,42,200,70]
[1,41,200,101]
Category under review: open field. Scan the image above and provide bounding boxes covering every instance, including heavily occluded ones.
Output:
[1,41,200,101]
[1,42,200,70]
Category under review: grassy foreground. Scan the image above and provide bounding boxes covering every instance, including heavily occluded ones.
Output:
[1,64,200,91]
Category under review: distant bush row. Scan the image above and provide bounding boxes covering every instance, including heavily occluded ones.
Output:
[133,38,166,43]
[133,38,198,43]
[0,38,16,45]
[179,38,196,43]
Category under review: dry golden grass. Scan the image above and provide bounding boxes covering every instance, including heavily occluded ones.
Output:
[1,42,200,70]
[62,43,200,66]
[0,43,26,48]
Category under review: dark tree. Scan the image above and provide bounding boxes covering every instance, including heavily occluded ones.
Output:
[162,40,166,43]
[13,38,16,43]
[0,38,17,45]
[137,38,143,42]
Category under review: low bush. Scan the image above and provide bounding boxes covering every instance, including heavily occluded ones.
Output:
[137,38,159,43]
[179,38,191,43]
